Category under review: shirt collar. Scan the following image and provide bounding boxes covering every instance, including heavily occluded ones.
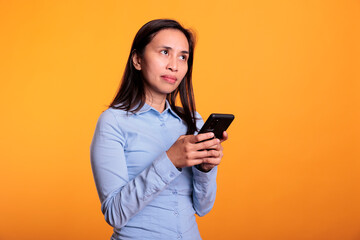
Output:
[135,100,182,121]
[166,101,183,121]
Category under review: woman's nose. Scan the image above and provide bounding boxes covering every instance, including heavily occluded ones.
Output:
[166,57,178,72]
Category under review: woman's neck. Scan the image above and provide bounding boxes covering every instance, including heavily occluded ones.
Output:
[145,95,167,113]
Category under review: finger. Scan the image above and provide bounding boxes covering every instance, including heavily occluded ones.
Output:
[200,145,219,152]
[187,159,204,167]
[206,143,222,151]
[220,131,228,143]
[194,138,220,151]
[202,157,221,165]
[193,149,221,159]
[203,163,216,168]
[191,132,215,143]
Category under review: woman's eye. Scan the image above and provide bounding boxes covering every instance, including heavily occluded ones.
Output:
[160,50,168,55]
[179,55,187,61]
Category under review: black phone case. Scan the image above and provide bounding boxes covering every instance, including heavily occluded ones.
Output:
[198,113,235,139]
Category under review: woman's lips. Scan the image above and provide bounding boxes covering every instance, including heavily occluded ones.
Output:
[161,75,177,84]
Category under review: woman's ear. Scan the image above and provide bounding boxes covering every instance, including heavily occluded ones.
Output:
[132,51,142,70]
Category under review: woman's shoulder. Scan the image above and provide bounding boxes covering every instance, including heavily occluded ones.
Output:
[96,107,133,127]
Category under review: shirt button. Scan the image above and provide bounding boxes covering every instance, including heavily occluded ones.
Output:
[172,190,177,195]
[169,172,175,178]
[177,235,182,239]
[160,123,165,127]
[174,211,179,216]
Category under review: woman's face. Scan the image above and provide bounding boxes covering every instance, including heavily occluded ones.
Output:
[133,29,189,100]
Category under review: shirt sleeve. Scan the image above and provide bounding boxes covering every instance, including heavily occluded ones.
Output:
[191,112,218,216]
[192,166,218,216]
[90,110,181,229]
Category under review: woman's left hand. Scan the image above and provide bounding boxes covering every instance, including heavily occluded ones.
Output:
[198,131,228,172]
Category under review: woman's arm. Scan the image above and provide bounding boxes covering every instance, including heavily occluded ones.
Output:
[190,113,228,216]
[90,110,181,229]
[192,165,218,216]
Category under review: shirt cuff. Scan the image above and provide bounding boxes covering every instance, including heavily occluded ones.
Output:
[153,152,182,184]
[192,165,218,183]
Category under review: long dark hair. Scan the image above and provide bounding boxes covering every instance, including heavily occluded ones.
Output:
[109,19,198,134]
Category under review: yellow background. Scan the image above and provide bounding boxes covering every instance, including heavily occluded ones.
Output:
[1,0,359,239]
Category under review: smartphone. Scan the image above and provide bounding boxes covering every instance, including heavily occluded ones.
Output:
[198,113,235,140]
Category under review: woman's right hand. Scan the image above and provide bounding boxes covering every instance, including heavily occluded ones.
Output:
[166,132,221,168]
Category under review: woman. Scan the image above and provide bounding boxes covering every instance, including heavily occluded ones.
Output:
[90,19,228,240]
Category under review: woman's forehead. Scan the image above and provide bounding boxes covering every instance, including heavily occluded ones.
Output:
[149,29,189,51]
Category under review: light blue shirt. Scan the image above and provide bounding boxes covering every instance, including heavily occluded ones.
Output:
[90,101,218,240]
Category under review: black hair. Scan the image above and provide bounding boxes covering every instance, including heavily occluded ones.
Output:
[109,19,197,134]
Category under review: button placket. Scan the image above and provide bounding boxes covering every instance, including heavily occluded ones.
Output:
[159,115,165,127]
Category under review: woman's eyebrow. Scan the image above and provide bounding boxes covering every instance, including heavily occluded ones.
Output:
[160,46,189,54]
